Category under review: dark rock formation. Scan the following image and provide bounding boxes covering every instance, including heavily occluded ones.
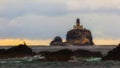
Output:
[0,44,35,59]
[0,49,6,56]
[39,49,73,61]
[50,36,64,46]
[73,49,102,57]
[66,18,94,45]
[50,18,94,46]
[38,49,102,61]
[102,44,120,61]
[66,29,94,45]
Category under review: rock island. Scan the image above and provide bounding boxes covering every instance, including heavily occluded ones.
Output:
[50,18,94,46]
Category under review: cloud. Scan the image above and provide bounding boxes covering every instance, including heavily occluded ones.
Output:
[59,13,120,39]
[66,0,120,10]
[0,13,120,40]
[1,0,120,19]
[0,14,75,39]
[0,0,68,19]
[0,0,120,45]
[65,0,120,15]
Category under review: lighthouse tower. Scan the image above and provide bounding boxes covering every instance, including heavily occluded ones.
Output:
[73,18,83,29]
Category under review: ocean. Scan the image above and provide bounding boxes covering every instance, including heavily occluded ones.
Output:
[0,45,119,68]
[0,59,120,68]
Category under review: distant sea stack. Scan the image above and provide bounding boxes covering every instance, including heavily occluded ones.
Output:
[50,36,64,46]
[66,18,94,45]
[50,18,94,46]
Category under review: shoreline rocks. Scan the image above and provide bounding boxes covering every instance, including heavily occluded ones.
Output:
[102,44,120,61]
[38,49,102,61]
[0,44,36,59]
[0,44,103,61]
[39,49,73,61]
[73,49,102,58]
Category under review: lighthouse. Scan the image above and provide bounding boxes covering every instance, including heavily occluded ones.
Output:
[73,18,83,29]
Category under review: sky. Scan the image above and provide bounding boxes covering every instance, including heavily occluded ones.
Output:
[0,0,120,45]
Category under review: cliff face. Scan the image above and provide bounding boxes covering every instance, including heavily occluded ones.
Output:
[66,29,94,45]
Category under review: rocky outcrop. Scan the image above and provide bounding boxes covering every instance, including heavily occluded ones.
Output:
[66,29,94,45]
[39,49,73,61]
[50,36,64,46]
[73,49,102,57]
[38,49,102,61]
[49,18,94,46]
[0,44,35,59]
[102,44,120,61]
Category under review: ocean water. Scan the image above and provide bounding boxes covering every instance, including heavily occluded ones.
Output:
[0,59,120,68]
[0,45,119,68]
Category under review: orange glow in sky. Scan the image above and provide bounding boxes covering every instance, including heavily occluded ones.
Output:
[0,39,119,46]
[94,39,120,45]
[0,39,50,46]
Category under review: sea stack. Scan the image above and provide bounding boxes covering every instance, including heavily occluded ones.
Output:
[50,18,94,46]
[50,36,64,46]
[66,18,94,45]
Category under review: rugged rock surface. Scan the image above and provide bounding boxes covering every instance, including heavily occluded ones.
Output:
[102,44,120,61]
[38,49,102,61]
[0,49,6,55]
[73,49,102,57]
[50,18,94,46]
[0,44,35,59]
[50,36,64,46]
[66,29,94,45]
[39,49,73,61]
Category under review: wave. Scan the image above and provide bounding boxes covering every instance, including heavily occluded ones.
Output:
[0,55,44,63]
